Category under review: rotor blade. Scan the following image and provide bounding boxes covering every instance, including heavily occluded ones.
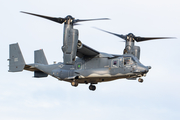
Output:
[74,18,110,23]
[134,37,176,42]
[94,27,126,40]
[21,11,65,24]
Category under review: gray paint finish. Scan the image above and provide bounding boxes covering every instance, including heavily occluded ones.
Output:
[8,43,25,72]
[8,12,160,91]
[9,43,150,90]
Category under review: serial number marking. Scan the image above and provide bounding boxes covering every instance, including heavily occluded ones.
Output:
[14,58,18,62]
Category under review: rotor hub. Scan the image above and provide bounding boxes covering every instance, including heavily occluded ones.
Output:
[65,15,74,20]
[126,33,135,41]
[64,15,75,24]
[127,33,134,37]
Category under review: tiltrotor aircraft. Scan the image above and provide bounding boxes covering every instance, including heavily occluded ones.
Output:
[8,11,174,91]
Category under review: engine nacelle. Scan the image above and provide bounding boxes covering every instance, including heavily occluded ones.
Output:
[62,29,79,64]
[133,46,140,60]
[123,45,140,60]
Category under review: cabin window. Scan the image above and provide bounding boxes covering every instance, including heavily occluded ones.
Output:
[113,61,117,65]
[112,59,119,68]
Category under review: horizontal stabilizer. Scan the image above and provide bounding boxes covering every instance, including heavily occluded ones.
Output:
[8,43,25,72]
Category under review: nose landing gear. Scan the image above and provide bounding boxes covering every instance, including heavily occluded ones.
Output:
[89,84,96,91]
[138,78,143,83]
[71,81,78,87]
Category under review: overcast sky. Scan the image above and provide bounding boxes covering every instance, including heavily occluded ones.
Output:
[1,0,180,120]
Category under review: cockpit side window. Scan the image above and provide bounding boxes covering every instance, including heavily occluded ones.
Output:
[124,57,135,65]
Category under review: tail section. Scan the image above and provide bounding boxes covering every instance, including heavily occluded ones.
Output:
[8,43,25,72]
[8,43,48,78]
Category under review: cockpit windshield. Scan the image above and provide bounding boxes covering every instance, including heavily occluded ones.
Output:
[124,57,136,65]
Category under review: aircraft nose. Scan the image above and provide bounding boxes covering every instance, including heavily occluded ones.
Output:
[140,66,150,73]
[145,67,149,73]
[144,66,152,73]
[147,66,151,69]
[133,66,150,73]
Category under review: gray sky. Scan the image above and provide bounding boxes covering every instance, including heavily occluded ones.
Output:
[1,0,180,120]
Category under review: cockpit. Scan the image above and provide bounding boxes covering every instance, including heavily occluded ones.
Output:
[111,55,138,68]
[123,56,137,66]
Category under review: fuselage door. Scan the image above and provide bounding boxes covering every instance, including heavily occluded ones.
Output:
[68,70,74,77]
[110,59,119,75]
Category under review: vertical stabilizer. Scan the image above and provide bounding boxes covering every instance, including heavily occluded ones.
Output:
[34,49,48,78]
[8,43,25,72]
[34,49,48,65]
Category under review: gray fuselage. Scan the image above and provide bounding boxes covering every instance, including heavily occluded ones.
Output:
[33,53,149,84]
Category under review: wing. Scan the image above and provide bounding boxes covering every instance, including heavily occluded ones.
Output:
[76,43,100,58]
